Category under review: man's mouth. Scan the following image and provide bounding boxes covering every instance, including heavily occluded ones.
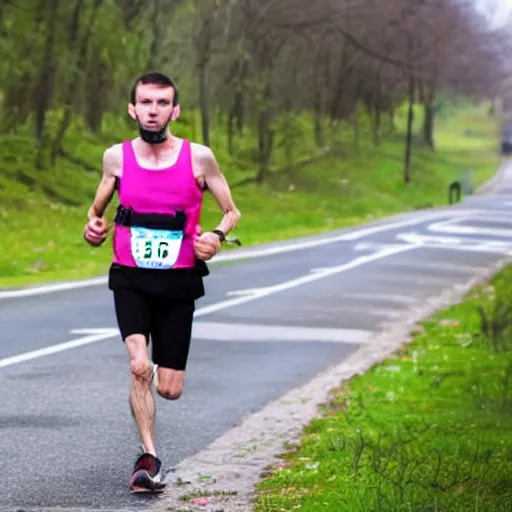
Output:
[144,121,160,130]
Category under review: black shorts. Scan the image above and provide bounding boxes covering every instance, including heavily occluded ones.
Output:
[113,287,195,371]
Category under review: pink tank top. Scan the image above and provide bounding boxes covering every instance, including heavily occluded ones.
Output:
[112,139,203,269]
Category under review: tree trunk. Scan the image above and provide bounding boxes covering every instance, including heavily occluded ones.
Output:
[226,88,244,155]
[403,75,415,184]
[68,0,84,45]
[198,61,210,147]
[313,55,325,148]
[51,0,103,164]
[147,0,162,70]
[86,53,109,133]
[195,7,215,148]
[373,71,382,146]
[423,85,435,150]
[256,81,273,183]
[3,73,32,131]
[227,109,235,155]
[352,109,360,149]
[314,88,324,147]
[34,0,60,169]
[374,102,382,146]
[235,59,247,135]
[235,91,244,135]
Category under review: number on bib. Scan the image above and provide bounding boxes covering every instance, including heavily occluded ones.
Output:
[130,227,183,269]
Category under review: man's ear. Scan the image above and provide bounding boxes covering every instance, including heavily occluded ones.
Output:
[171,104,181,121]
[128,103,137,121]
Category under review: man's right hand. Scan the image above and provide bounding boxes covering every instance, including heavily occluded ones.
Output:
[84,217,108,246]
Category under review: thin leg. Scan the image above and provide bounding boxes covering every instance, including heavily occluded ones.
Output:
[126,334,157,457]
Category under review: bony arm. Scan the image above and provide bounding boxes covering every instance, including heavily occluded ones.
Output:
[84,146,120,246]
[199,146,241,242]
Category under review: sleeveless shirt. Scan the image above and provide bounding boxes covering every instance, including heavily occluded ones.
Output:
[108,138,207,298]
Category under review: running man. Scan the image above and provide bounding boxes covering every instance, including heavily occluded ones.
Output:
[83,72,241,493]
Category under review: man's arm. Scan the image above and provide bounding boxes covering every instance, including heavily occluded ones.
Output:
[84,145,121,246]
[194,144,241,237]
[87,145,120,221]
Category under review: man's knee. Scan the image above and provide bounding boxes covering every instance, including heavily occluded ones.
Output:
[157,386,182,401]
[131,359,153,381]
[156,368,184,400]
[126,334,152,382]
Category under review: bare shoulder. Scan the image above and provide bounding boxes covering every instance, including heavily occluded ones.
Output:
[103,143,123,177]
[190,142,219,176]
[190,141,215,160]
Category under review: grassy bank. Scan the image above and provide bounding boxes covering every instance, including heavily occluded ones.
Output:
[255,263,512,512]
[0,103,500,289]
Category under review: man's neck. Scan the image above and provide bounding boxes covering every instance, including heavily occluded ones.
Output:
[137,132,177,156]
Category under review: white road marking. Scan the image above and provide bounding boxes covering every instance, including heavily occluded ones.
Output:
[0,277,109,300]
[191,322,371,344]
[70,328,119,335]
[354,242,407,251]
[225,288,272,297]
[396,232,512,254]
[428,217,512,238]
[0,329,119,369]
[0,244,416,369]
[0,210,463,300]
[308,267,336,273]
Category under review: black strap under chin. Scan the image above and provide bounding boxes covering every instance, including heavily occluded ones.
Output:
[114,204,186,231]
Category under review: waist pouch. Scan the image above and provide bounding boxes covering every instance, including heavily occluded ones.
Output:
[114,204,209,276]
[114,204,186,230]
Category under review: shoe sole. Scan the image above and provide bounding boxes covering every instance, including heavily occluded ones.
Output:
[130,469,166,494]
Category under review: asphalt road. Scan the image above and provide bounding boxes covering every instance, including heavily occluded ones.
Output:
[2,160,512,511]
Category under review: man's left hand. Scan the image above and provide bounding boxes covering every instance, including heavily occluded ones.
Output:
[194,231,221,261]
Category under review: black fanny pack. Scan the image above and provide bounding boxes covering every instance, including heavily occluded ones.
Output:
[114,204,186,231]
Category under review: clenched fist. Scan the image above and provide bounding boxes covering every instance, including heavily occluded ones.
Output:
[84,216,108,246]
[194,231,221,261]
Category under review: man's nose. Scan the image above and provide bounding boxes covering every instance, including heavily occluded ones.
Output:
[149,103,158,115]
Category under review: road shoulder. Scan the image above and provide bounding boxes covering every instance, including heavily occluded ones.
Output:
[156,256,509,512]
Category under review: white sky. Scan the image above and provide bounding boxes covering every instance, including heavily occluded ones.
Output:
[474,0,512,26]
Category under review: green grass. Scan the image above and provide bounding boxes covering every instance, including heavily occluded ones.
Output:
[254,264,512,512]
[0,103,500,289]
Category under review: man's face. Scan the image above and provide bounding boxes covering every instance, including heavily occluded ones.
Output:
[128,83,177,131]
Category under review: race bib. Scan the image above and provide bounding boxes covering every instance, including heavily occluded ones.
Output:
[130,227,183,269]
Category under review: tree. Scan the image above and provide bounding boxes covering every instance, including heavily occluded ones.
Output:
[0,0,510,184]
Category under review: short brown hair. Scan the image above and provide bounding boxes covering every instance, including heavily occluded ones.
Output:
[130,72,179,106]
